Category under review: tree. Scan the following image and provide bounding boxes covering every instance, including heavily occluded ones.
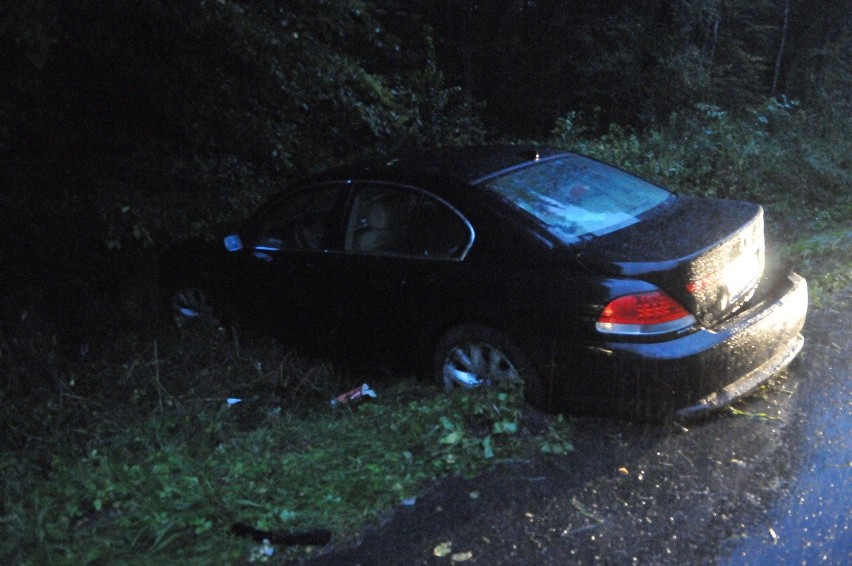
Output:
[771,0,792,96]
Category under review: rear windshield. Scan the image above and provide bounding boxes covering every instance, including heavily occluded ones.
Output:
[484,154,672,244]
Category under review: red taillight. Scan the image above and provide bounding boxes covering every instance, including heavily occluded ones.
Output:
[596,290,696,336]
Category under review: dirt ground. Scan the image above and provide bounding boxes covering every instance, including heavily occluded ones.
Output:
[308,286,850,565]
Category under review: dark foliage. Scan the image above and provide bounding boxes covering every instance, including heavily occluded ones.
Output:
[413,0,851,136]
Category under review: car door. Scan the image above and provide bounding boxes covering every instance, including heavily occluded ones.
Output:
[232,183,349,346]
[337,182,475,364]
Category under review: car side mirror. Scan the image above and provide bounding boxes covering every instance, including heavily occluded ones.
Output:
[223,234,243,252]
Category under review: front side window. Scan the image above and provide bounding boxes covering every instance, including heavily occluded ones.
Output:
[344,184,472,259]
[484,154,672,243]
[249,185,343,251]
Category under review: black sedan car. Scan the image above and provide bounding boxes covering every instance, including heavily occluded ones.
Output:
[162,146,808,420]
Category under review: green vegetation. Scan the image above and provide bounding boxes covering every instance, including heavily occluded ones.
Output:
[1,1,849,564]
[1,325,572,564]
[780,230,852,304]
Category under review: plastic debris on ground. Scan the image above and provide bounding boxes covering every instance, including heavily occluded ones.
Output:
[330,383,377,407]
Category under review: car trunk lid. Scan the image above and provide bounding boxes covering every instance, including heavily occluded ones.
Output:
[577,196,765,326]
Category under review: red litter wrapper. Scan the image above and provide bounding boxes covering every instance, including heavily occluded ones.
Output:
[331,383,377,407]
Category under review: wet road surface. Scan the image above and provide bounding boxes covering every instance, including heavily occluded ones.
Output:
[310,288,850,565]
[726,291,850,564]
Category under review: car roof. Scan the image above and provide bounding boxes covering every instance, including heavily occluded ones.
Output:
[299,145,568,188]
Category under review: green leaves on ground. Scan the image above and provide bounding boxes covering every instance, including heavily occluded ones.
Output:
[0,335,571,564]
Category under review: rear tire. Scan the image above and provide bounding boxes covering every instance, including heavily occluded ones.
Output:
[169,286,223,329]
[432,325,546,409]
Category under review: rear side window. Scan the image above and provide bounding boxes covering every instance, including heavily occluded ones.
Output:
[249,185,343,251]
[485,154,672,243]
[345,184,473,259]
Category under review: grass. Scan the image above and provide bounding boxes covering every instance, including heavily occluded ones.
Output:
[777,228,852,305]
[0,325,573,564]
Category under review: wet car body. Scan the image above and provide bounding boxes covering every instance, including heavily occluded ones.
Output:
[162,146,808,420]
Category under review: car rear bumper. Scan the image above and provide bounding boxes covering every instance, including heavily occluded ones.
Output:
[672,332,803,420]
[551,271,808,420]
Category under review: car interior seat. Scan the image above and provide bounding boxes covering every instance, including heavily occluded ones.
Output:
[351,194,410,253]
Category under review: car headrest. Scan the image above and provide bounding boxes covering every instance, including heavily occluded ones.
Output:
[366,199,391,229]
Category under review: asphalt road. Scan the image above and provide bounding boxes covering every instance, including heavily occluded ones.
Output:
[310,286,850,565]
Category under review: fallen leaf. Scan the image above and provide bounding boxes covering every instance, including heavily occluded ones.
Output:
[433,541,452,557]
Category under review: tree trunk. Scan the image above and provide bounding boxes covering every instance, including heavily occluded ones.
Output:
[708,1,723,68]
[771,0,792,97]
